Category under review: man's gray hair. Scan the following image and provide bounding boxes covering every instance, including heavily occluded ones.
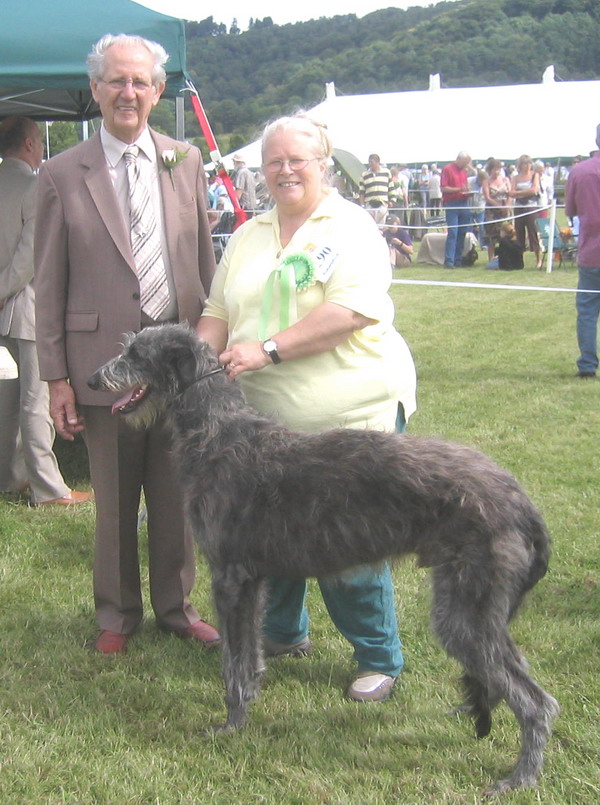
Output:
[457,150,471,161]
[596,123,600,149]
[87,34,169,85]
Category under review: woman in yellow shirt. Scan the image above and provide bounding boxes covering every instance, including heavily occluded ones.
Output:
[198,113,416,702]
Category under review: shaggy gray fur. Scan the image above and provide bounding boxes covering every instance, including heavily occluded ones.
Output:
[88,323,559,795]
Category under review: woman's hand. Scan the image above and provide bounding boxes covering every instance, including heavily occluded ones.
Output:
[217,303,374,381]
[220,342,270,380]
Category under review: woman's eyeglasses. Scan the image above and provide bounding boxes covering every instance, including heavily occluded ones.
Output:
[262,157,320,173]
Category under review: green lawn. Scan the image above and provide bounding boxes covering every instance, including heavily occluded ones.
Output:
[1,254,599,804]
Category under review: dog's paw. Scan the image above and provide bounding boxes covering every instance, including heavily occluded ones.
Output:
[483,775,537,797]
[202,722,238,737]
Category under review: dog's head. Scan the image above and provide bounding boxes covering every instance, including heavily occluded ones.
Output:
[87,323,220,428]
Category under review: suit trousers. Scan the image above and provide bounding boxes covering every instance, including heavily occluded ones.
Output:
[0,336,69,502]
[81,404,200,634]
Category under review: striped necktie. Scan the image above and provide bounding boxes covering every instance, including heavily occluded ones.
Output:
[124,145,169,320]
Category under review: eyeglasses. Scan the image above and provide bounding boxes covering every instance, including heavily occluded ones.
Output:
[100,78,154,92]
[262,157,321,173]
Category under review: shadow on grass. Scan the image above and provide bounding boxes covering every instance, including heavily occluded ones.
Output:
[53,434,90,486]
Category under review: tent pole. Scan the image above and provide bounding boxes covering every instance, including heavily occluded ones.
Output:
[546,199,557,274]
[175,96,184,141]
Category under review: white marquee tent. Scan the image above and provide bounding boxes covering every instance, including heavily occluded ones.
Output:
[222,68,600,175]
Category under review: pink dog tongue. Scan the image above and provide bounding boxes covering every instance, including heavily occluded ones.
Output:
[111,388,137,415]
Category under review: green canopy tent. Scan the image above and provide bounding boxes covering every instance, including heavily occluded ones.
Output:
[0,0,189,121]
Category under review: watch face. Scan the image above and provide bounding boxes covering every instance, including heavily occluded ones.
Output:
[263,339,281,363]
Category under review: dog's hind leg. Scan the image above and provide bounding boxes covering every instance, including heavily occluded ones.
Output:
[483,654,559,795]
[211,563,266,731]
[430,566,558,794]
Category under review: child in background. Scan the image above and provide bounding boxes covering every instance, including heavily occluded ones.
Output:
[497,222,524,270]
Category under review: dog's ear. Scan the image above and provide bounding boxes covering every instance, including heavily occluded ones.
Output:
[174,351,199,389]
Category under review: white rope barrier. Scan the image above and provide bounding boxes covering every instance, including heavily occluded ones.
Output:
[383,203,555,231]
[392,279,599,294]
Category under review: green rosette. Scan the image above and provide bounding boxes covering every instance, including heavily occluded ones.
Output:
[282,252,316,291]
[258,252,316,341]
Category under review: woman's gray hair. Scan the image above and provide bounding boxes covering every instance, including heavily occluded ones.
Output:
[261,112,333,161]
[261,112,333,185]
[87,34,169,85]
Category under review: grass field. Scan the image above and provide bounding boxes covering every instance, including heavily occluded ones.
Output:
[1,251,599,804]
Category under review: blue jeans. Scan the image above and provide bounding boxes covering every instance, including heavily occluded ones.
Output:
[263,405,407,677]
[576,266,600,373]
[444,201,471,266]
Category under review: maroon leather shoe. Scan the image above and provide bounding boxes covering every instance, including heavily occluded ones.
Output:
[95,630,129,654]
[180,619,220,647]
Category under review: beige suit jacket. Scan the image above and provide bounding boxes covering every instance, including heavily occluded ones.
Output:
[35,129,216,405]
[0,157,37,340]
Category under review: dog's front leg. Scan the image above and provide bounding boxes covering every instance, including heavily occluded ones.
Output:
[211,566,266,731]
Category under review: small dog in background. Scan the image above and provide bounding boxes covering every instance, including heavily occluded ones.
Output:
[88,324,559,795]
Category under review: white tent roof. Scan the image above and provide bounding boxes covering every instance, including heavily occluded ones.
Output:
[220,69,600,170]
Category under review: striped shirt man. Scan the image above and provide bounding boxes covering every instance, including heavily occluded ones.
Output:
[359,154,392,223]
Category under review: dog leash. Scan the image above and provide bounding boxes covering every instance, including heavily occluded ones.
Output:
[178,365,226,396]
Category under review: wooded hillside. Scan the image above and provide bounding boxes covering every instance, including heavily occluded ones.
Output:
[178,0,600,152]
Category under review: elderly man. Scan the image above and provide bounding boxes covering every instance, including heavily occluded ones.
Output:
[441,151,472,267]
[232,153,256,214]
[35,34,218,653]
[565,125,600,378]
[0,116,92,506]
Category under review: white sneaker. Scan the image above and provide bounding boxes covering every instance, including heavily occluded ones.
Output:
[346,672,397,702]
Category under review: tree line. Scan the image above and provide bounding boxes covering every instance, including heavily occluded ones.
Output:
[178,0,599,157]
[46,0,600,159]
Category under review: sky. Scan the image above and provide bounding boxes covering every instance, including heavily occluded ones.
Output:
[136,1,447,29]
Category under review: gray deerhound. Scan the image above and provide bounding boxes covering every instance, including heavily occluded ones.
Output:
[88,323,558,795]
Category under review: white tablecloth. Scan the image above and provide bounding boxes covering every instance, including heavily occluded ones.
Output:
[417,232,478,265]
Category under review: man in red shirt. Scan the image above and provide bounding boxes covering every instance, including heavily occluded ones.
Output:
[441,151,471,267]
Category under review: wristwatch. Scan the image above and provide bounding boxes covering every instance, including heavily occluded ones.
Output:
[262,338,281,364]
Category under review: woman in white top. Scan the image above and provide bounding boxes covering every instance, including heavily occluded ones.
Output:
[509,154,542,268]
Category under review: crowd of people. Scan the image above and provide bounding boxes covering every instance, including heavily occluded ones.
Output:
[211,151,578,273]
[354,152,575,270]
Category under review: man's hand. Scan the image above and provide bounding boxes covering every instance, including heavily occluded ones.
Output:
[48,379,85,440]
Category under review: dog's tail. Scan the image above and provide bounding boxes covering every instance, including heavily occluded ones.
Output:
[461,674,493,738]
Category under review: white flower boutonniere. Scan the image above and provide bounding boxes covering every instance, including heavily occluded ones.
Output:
[161,147,189,190]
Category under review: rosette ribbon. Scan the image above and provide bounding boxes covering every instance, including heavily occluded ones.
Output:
[258,253,316,341]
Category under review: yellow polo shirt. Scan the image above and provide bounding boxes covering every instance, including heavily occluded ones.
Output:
[202,189,416,433]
